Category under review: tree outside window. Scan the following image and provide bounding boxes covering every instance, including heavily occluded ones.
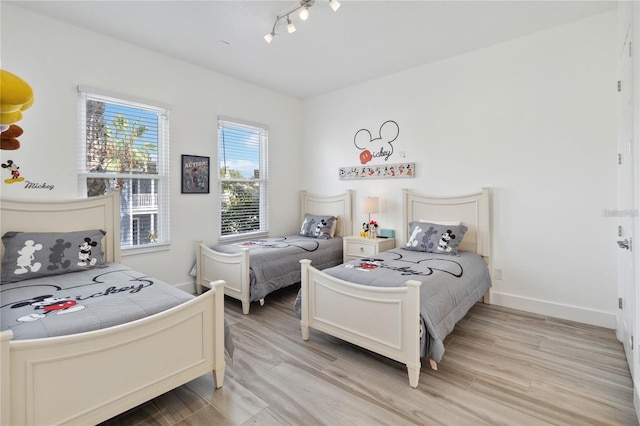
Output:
[79,89,169,249]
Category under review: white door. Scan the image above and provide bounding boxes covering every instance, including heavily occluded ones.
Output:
[616,7,636,377]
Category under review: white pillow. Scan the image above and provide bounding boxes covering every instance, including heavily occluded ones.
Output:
[419,218,461,226]
[330,217,338,237]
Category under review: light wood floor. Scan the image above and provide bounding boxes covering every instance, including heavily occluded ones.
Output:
[101,286,637,425]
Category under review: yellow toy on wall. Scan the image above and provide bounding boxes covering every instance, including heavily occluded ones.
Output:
[0,69,34,150]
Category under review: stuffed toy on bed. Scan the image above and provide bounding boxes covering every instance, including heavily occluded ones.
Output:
[0,69,34,150]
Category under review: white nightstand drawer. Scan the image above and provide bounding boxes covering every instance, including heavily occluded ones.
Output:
[342,236,395,263]
[346,242,376,257]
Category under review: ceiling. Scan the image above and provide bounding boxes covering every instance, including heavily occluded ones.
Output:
[8,0,616,99]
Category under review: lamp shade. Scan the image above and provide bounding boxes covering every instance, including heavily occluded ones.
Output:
[361,197,379,214]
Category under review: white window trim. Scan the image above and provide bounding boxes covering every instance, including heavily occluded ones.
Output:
[77,86,170,253]
[217,116,269,242]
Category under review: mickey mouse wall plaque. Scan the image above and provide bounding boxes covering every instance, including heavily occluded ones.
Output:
[338,163,415,180]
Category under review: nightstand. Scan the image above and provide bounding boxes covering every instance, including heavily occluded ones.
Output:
[343,236,395,263]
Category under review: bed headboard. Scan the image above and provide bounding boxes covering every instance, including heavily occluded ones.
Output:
[402,188,491,259]
[300,190,353,238]
[0,192,121,265]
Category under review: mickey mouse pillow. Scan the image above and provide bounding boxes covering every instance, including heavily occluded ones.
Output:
[299,214,337,239]
[403,221,467,255]
[1,229,106,284]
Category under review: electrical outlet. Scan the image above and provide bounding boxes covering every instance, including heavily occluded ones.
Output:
[494,268,502,280]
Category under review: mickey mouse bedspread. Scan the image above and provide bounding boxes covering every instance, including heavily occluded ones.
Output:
[1,263,194,340]
[294,249,492,362]
[192,235,343,302]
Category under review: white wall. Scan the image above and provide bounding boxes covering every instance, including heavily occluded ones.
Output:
[0,5,303,288]
[301,11,619,327]
[0,5,621,328]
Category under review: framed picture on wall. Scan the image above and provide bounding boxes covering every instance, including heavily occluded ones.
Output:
[181,155,210,194]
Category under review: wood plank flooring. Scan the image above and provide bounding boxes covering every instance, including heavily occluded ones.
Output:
[101,285,637,425]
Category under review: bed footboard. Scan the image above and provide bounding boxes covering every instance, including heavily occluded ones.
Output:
[0,280,226,426]
[300,259,422,388]
[196,241,251,314]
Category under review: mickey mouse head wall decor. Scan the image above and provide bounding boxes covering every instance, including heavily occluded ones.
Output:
[338,120,414,180]
[354,120,399,165]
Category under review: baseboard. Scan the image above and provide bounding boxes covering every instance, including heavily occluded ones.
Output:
[635,383,640,424]
[489,291,616,329]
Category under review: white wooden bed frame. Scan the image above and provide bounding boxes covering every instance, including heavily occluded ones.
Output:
[300,188,491,388]
[0,192,226,426]
[196,190,353,314]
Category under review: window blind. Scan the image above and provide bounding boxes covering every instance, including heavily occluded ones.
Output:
[78,87,170,250]
[218,117,269,239]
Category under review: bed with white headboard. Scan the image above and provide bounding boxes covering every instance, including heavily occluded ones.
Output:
[196,190,352,314]
[298,188,491,388]
[0,192,227,426]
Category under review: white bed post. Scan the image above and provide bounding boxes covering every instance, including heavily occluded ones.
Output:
[0,331,11,426]
[405,280,422,388]
[239,248,251,314]
[195,241,204,295]
[300,259,311,340]
[211,280,226,388]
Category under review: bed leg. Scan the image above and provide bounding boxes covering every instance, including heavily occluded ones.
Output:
[242,301,250,315]
[213,367,225,388]
[407,364,420,388]
[301,321,310,340]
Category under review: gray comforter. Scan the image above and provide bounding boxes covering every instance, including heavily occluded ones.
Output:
[194,235,343,302]
[1,263,234,356]
[294,249,491,362]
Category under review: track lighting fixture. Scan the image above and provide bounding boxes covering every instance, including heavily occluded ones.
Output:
[264,0,340,43]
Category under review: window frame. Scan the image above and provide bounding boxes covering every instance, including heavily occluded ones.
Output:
[217,116,269,242]
[77,86,170,254]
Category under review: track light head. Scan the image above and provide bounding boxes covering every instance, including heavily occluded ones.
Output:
[330,0,340,12]
[264,32,274,43]
[299,7,310,20]
[287,16,296,33]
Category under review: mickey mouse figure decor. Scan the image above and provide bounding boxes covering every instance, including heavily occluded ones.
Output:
[437,230,456,253]
[12,295,86,323]
[14,239,43,275]
[360,222,370,237]
[48,238,72,270]
[369,220,378,238]
[1,159,24,183]
[77,237,98,266]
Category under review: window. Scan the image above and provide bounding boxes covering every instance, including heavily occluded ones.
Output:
[78,87,169,250]
[218,117,268,240]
